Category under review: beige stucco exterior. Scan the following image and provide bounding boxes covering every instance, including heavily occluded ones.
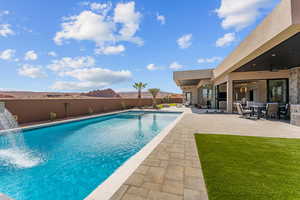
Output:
[173,69,213,86]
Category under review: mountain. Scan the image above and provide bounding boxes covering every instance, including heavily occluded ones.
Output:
[118,91,182,99]
[0,89,182,99]
[82,89,121,98]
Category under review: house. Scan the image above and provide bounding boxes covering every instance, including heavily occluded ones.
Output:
[174,0,300,125]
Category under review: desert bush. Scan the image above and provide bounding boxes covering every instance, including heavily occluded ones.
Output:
[121,101,127,110]
[88,107,94,115]
[50,112,57,121]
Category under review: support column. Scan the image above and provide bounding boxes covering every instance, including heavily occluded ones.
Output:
[289,67,300,104]
[227,79,233,113]
[289,67,300,126]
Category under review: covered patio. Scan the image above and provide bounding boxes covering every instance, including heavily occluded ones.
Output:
[174,0,300,126]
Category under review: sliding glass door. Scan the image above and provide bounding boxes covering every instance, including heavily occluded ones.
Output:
[267,79,288,104]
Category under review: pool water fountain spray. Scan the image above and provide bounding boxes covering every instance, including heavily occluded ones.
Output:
[0,102,42,168]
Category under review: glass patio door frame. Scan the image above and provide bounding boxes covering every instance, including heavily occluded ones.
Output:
[267,78,289,104]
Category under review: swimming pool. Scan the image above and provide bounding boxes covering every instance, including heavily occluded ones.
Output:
[0,111,181,200]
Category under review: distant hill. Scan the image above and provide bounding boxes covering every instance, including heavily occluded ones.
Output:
[118,91,182,99]
[0,91,84,99]
[82,89,121,98]
[0,89,182,99]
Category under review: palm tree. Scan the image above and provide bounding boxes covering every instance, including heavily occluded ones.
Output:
[133,82,147,98]
[133,82,147,107]
[148,88,160,108]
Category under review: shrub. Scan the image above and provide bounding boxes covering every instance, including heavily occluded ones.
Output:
[50,112,57,121]
[121,102,127,110]
[162,96,171,103]
[88,107,94,115]
[156,104,164,109]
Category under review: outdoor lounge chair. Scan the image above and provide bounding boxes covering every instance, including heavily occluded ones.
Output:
[279,104,290,120]
[262,103,279,119]
[236,103,252,118]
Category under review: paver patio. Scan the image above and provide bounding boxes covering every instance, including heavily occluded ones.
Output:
[109,109,300,200]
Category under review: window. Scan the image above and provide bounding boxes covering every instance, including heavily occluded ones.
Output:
[268,79,288,103]
[185,92,192,104]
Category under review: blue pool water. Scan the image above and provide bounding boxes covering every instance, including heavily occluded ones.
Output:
[0,111,180,200]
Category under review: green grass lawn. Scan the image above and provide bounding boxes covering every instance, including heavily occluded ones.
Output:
[195,134,300,200]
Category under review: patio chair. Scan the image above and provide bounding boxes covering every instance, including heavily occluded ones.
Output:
[246,101,255,109]
[279,104,290,120]
[236,103,252,118]
[184,102,190,107]
[262,103,279,119]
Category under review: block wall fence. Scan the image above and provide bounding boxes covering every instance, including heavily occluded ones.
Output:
[1,98,182,124]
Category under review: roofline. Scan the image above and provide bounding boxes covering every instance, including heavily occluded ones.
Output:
[173,0,300,87]
[213,0,300,80]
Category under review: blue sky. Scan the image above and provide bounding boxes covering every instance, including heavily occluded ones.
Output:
[0,0,280,93]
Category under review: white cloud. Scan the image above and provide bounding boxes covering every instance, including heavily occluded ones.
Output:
[146,64,163,71]
[177,34,192,49]
[89,2,112,15]
[48,51,57,57]
[0,49,16,61]
[113,2,143,45]
[169,62,184,70]
[51,67,132,91]
[146,62,184,71]
[216,32,236,47]
[48,56,95,72]
[18,64,47,78]
[198,56,223,64]
[24,50,38,61]
[156,13,166,25]
[0,11,14,37]
[51,81,108,91]
[216,0,273,30]
[95,45,125,55]
[54,1,143,50]
[0,10,10,17]
[0,24,14,37]
[54,10,115,46]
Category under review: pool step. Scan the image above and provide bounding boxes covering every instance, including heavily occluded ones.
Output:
[0,194,13,200]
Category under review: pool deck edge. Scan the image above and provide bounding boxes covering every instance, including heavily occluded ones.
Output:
[84,111,186,200]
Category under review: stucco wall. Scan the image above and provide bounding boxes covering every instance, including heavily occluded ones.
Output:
[0,98,182,124]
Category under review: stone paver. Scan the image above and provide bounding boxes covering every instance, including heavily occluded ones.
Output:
[162,180,184,195]
[109,110,300,200]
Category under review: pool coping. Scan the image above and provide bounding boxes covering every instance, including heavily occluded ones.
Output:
[0,109,134,134]
[0,109,182,134]
[0,109,185,200]
[84,110,185,200]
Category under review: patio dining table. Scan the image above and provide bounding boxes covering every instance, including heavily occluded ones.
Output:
[248,104,266,119]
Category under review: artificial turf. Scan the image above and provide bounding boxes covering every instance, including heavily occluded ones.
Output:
[195,134,300,200]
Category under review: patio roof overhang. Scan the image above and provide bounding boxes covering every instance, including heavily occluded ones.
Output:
[213,0,300,80]
[234,32,300,72]
[173,69,213,87]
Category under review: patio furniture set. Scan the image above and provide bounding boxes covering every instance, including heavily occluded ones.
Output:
[236,102,290,120]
